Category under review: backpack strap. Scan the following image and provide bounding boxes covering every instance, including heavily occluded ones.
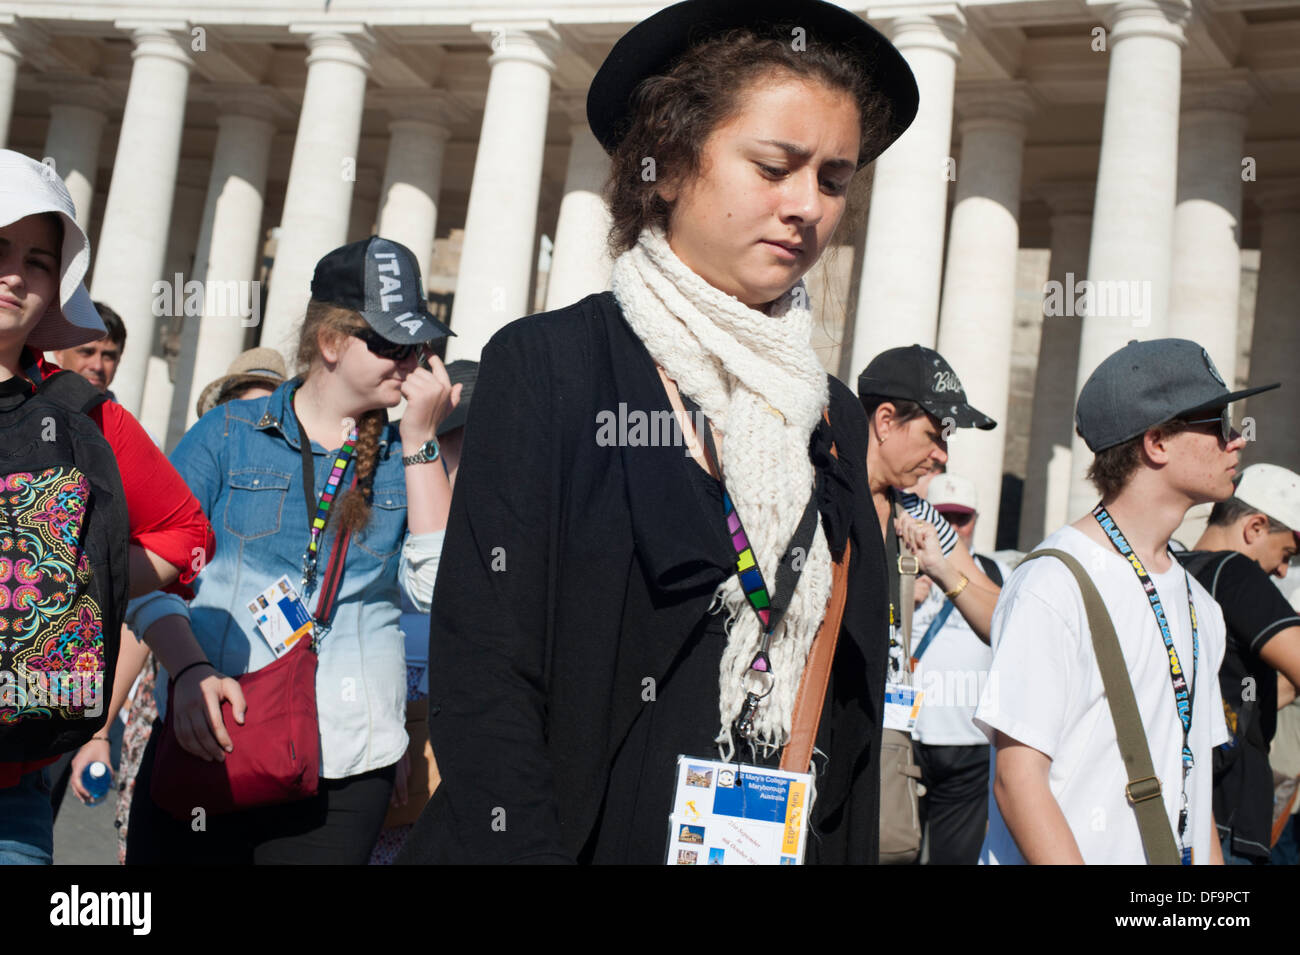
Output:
[975,553,1004,588]
[35,368,109,416]
[1019,548,1181,865]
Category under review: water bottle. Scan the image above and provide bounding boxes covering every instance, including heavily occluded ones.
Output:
[81,761,111,806]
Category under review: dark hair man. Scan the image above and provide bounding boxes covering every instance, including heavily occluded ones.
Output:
[52,300,125,395]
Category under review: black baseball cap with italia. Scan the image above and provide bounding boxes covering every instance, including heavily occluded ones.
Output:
[857,344,998,431]
[586,0,920,169]
[310,236,453,343]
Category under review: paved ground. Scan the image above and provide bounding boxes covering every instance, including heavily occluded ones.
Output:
[50,720,124,866]
[53,782,119,864]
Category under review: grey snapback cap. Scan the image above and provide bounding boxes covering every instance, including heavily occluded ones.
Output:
[1075,338,1280,453]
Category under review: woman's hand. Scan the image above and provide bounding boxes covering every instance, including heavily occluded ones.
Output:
[895,512,950,584]
[170,664,247,762]
[391,751,410,808]
[69,737,112,803]
[400,355,462,447]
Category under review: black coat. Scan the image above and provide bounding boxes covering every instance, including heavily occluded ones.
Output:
[397,292,890,864]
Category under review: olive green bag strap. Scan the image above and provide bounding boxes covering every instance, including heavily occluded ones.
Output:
[1019,549,1181,865]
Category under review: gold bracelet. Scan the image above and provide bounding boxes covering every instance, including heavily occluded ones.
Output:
[944,574,970,600]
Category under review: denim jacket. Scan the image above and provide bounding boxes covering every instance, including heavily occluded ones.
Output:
[161,379,425,778]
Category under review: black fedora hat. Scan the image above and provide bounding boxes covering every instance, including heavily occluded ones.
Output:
[586,0,919,169]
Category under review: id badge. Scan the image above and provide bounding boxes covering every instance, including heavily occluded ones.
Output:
[245,575,314,658]
[665,756,811,865]
[883,681,923,734]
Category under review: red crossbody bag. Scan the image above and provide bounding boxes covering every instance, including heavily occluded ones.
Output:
[150,473,356,820]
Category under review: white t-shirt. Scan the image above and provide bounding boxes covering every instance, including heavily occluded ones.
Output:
[911,556,1009,746]
[975,525,1230,865]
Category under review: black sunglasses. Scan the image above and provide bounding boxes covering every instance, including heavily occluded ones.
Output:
[350,327,425,362]
[940,510,974,528]
[1182,407,1233,443]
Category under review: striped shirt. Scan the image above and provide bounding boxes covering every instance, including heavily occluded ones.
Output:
[894,488,959,556]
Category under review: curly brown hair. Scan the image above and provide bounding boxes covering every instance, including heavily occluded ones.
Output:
[604,26,895,257]
[1084,417,1191,500]
[295,300,388,536]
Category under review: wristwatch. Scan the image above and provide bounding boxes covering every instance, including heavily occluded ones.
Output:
[402,438,440,467]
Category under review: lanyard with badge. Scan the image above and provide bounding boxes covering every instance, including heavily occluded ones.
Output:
[241,389,359,658]
[1092,503,1200,865]
[666,394,820,865]
[882,496,924,734]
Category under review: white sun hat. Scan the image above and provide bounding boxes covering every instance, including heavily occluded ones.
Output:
[0,149,106,350]
[1234,463,1300,545]
[927,472,979,515]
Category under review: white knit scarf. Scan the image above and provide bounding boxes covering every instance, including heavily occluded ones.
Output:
[612,226,832,760]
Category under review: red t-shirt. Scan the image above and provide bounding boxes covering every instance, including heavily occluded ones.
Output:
[1,355,214,787]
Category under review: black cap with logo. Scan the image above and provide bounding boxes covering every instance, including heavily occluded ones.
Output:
[857,344,997,431]
[1075,338,1279,452]
[310,236,453,343]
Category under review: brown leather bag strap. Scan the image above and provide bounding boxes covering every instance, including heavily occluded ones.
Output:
[781,537,852,773]
[780,410,851,774]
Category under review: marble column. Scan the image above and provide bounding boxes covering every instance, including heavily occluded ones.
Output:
[259,25,374,362]
[40,79,111,230]
[1067,0,1192,521]
[545,97,613,311]
[347,170,380,244]
[88,22,194,415]
[1246,183,1300,472]
[1020,183,1093,547]
[0,19,20,148]
[845,7,964,380]
[376,115,450,284]
[137,173,206,445]
[169,96,279,444]
[445,22,559,362]
[1168,72,1255,379]
[936,83,1034,554]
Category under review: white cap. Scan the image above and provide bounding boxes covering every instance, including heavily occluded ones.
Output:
[1235,464,1300,543]
[927,472,978,515]
[0,149,106,351]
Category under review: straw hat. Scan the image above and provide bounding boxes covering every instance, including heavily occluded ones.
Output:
[195,347,288,418]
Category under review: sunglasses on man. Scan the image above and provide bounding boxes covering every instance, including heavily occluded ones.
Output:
[350,326,429,363]
[1181,406,1234,443]
[937,509,974,528]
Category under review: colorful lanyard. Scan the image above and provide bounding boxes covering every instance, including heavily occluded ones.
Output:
[1092,504,1199,863]
[678,394,819,747]
[292,391,358,600]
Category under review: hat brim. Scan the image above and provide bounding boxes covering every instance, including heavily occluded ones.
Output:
[934,503,976,517]
[365,308,454,344]
[437,403,468,437]
[28,281,107,352]
[919,399,998,432]
[196,373,285,419]
[587,0,919,169]
[1179,382,1281,417]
